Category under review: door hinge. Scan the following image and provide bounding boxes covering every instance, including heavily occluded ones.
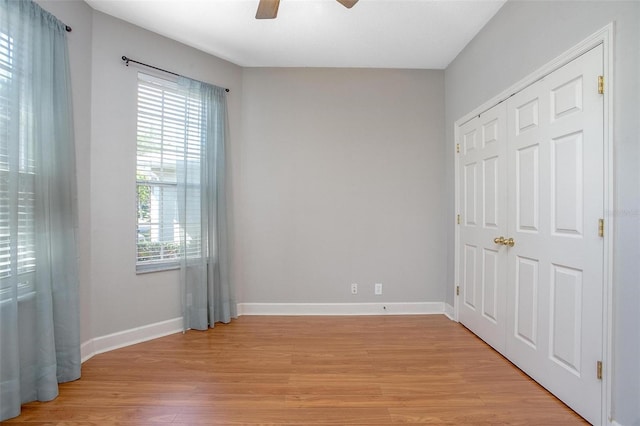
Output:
[598,75,604,94]
[597,361,603,380]
[456,143,460,154]
[598,218,604,237]
[456,286,460,296]
[457,214,461,225]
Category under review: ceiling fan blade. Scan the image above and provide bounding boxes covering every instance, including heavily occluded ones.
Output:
[336,0,359,9]
[256,0,280,19]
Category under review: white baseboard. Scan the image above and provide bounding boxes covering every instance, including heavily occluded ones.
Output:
[611,421,623,426]
[444,303,455,321]
[80,303,448,361]
[80,339,95,362]
[81,317,183,363]
[237,302,445,316]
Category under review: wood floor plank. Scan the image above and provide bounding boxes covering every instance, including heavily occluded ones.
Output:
[174,407,392,424]
[3,315,587,425]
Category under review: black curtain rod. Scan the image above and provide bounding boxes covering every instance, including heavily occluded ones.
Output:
[65,25,72,32]
[121,55,230,93]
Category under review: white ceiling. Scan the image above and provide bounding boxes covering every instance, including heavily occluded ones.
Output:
[85,0,506,69]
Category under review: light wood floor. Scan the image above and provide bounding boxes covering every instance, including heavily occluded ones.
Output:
[5,315,587,425]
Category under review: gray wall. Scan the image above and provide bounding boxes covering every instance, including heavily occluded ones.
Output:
[444,2,640,424]
[87,11,243,338]
[239,68,445,303]
[36,2,244,339]
[34,3,447,336]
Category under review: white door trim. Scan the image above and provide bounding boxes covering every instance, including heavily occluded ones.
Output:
[453,23,614,425]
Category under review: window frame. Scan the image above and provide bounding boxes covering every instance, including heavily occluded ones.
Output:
[135,72,204,274]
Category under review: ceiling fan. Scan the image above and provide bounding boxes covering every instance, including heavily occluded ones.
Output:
[256,0,359,19]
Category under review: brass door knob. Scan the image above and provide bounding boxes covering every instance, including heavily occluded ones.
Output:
[493,236,515,247]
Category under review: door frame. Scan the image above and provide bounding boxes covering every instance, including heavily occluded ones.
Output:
[453,24,614,425]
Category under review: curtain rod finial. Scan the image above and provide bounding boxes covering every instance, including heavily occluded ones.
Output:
[65,25,72,32]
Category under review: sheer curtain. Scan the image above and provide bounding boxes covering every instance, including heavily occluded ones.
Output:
[177,77,235,331]
[0,0,80,421]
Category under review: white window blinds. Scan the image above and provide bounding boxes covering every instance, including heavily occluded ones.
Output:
[0,30,36,291]
[136,72,203,271]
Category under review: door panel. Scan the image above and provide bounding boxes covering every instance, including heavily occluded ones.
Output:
[552,131,583,235]
[458,103,508,354]
[516,143,540,232]
[483,156,499,228]
[482,247,499,322]
[457,44,604,424]
[464,162,478,225]
[463,244,477,309]
[549,264,582,375]
[514,255,539,348]
[505,45,604,424]
[515,98,539,134]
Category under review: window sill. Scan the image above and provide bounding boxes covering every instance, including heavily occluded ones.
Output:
[136,262,180,275]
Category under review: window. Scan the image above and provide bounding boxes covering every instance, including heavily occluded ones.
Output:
[0,31,36,295]
[135,73,203,272]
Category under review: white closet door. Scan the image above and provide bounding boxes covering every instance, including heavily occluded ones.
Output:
[458,103,508,353]
[505,44,604,424]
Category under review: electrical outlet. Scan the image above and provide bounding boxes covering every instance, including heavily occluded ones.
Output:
[351,283,358,294]
[375,283,383,295]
